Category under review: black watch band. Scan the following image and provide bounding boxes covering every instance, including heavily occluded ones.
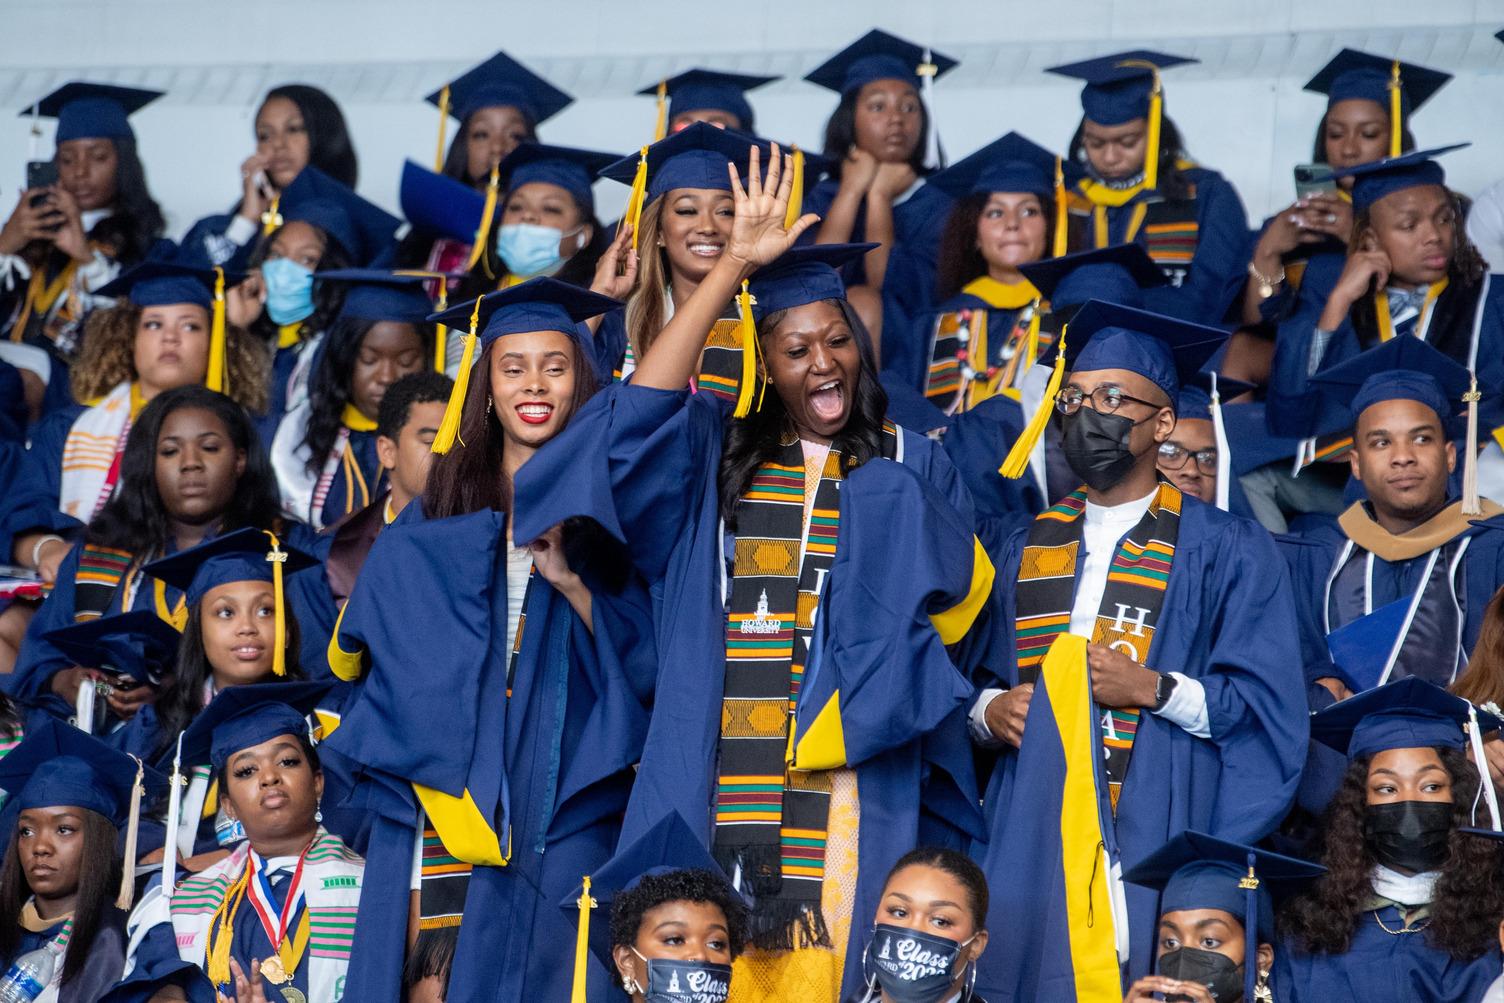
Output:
[1153,671,1178,711]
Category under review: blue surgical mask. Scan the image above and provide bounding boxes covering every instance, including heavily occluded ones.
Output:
[863,924,971,1003]
[495,222,579,277]
[261,257,315,325]
[635,954,731,1003]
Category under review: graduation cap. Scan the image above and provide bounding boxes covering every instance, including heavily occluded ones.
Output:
[560,811,739,977]
[1124,830,1322,1003]
[1047,50,1194,189]
[274,165,402,265]
[1324,597,1412,694]
[1310,676,1503,759]
[175,680,332,774]
[497,142,617,216]
[315,269,435,325]
[96,261,247,396]
[22,81,163,143]
[0,718,168,909]
[1304,49,1452,158]
[43,609,181,686]
[426,50,573,127]
[639,68,777,138]
[143,528,318,678]
[1174,373,1256,514]
[426,277,621,453]
[999,299,1227,480]
[1017,243,1167,312]
[804,29,957,96]
[1318,143,1468,212]
[399,159,486,245]
[926,132,1071,258]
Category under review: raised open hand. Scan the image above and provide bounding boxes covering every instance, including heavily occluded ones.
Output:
[725,143,820,270]
[589,223,639,301]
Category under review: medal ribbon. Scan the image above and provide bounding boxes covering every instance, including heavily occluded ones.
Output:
[245,846,312,981]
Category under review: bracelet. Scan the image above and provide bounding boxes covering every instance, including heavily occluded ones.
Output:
[29,534,65,570]
[1248,260,1286,299]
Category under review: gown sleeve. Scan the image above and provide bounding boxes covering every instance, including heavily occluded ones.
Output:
[4,541,87,715]
[1141,170,1251,324]
[0,406,81,560]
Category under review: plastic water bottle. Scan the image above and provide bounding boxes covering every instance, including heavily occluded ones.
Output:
[0,941,62,1003]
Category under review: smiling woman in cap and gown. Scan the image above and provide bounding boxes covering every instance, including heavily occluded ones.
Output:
[968,300,1306,1001]
[513,144,992,1003]
[323,276,656,1003]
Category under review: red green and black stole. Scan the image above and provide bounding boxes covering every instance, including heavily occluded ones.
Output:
[72,544,133,620]
[714,423,898,948]
[1014,482,1182,811]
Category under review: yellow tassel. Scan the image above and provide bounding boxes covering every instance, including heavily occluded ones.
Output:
[653,81,669,142]
[433,298,482,454]
[1388,60,1403,159]
[466,166,501,273]
[570,875,597,1003]
[999,325,1067,478]
[116,756,144,911]
[264,530,289,676]
[1143,77,1163,191]
[1464,374,1482,516]
[434,285,450,373]
[206,267,228,395]
[260,194,282,237]
[206,865,251,988]
[732,279,761,418]
[1052,156,1069,258]
[435,85,451,174]
[784,147,805,230]
[618,146,650,251]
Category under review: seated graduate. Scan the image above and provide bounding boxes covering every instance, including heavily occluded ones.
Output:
[39,610,180,750]
[1121,831,1322,1003]
[394,51,574,277]
[1155,373,1257,515]
[636,67,776,136]
[324,277,656,1003]
[114,683,359,1003]
[1046,51,1250,324]
[802,29,959,339]
[851,847,991,1003]
[3,263,266,598]
[514,146,992,1003]
[177,84,358,271]
[7,386,302,723]
[291,370,452,659]
[0,719,167,1003]
[886,131,1064,412]
[939,243,1168,550]
[969,300,1308,1001]
[561,811,748,1003]
[0,82,170,402]
[270,270,434,530]
[1276,678,1504,1003]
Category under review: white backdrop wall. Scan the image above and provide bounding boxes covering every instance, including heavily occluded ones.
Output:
[2,0,1502,241]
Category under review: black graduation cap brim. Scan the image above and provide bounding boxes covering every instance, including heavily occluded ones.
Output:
[1045,50,1196,86]
[1313,143,1470,185]
[636,68,780,99]
[43,610,182,683]
[171,680,334,770]
[1122,829,1325,889]
[141,526,320,596]
[803,28,958,93]
[1308,676,1504,756]
[1018,243,1168,300]
[1303,48,1453,111]
[23,81,164,120]
[427,275,622,331]
[95,261,248,301]
[424,50,573,125]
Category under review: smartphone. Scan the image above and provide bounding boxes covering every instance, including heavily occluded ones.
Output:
[25,160,57,208]
[1293,163,1337,200]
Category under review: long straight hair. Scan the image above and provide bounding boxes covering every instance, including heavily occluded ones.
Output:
[262,85,359,189]
[0,810,119,985]
[821,88,931,177]
[623,194,671,362]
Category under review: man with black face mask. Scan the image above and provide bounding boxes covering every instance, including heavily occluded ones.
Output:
[968,301,1309,1002]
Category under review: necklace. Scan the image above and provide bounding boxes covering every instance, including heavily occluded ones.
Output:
[1372,908,1430,935]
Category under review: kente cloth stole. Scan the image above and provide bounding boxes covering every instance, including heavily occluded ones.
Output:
[697,317,747,404]
[714,424,897,948]
[925,278,1042,413]
[72,544,133,621]
[1014,482,1182,807]
[417,824,471,930]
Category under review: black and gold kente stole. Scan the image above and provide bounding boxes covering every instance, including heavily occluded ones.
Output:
[1014,482,1182,811]
[695,317,746,404]
[72,544,133,620]
[924,278,1043,415]
[714,424,897,948]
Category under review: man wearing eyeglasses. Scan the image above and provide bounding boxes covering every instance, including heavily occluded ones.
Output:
[1155,394,1219,503]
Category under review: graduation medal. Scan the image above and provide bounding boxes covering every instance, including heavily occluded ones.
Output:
[247,845,312,988]
[260,955,290,985]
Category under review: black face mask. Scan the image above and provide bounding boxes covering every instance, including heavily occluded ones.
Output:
[1365,799,1453,874]
[1157,946,1244,1002]
[1060,406,1145,492]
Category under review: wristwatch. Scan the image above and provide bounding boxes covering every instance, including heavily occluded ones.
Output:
[1152,671,1179,711]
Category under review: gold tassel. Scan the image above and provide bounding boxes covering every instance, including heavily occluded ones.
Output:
[732,279,761,418]
[434,284,450,374]
[1464,374,1482,516]
[264,530,289,676]
[652,81,669,142]
[116,756,144,910]
[570,875,597,1003]
[618,146,650,251]
[999,326,1067,478]
[433,298,482,454]
[784,147,805,230]
[260,194,282,237]
[206,866,251,988]
[206,267,228,395]
[1388,60,1403,159]
[1143,73,1163,191]
[435,85,451,174]
[1052,156,1069,258]
[466,166,501,273]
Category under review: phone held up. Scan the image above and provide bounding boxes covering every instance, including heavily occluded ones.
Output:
[1293,163,1337,200]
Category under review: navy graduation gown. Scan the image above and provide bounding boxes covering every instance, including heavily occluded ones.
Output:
[1274,908,1501,1003]
[256,334,325,452]
[328,503,656,1003]
[884,291,1027,399]
[175,212,258,272]
[0,403,86,554]
[510,381,985,1000]
[5,908,128,1003]
[941,395,1047,555]
[973,496,1308,1001]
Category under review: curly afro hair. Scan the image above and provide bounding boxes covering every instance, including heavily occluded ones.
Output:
[608,868,749,988]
